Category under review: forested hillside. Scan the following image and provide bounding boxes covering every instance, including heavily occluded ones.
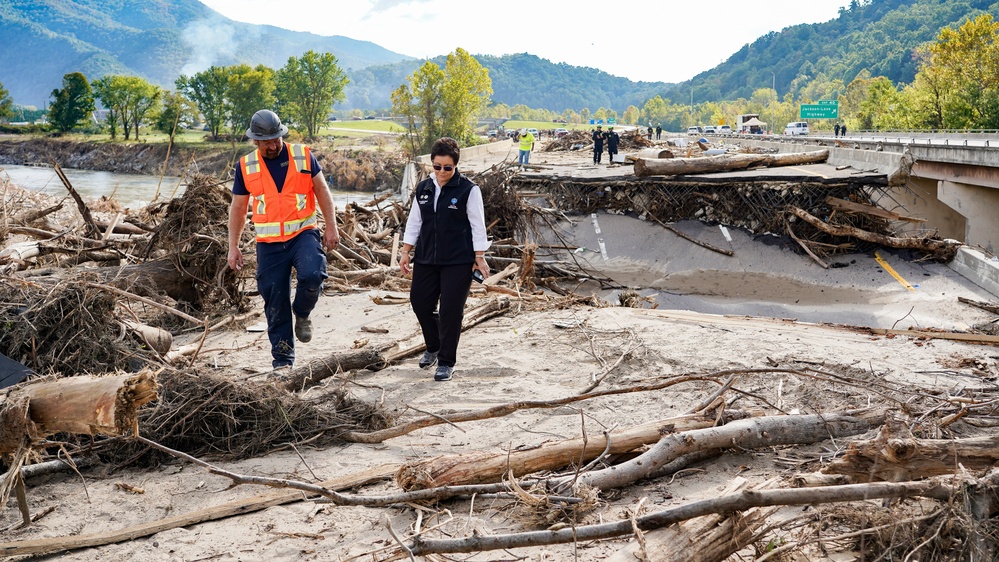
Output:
[0,0,410,107]
[675,0,999,104]
[2,0,996,117]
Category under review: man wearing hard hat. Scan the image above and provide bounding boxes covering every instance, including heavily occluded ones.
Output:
[517,128,534,170]
[227,109,341,369]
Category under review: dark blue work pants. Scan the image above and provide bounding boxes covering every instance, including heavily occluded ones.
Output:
[410,263,473,368]
[255,229,327,368]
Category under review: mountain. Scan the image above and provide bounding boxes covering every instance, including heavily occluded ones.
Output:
[2,0,996,114]
[342,53,668,113]
[0,0,412,107]
[673,0,999,104]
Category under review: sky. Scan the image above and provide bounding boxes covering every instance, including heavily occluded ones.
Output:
[198,0,850,84]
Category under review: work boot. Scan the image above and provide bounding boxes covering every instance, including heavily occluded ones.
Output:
[434,365,454,382]
[419,350,438,368]
[294,315,312,343]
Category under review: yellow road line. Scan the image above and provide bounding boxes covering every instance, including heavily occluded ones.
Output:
[874,251,915,291]
[787,166,828,178]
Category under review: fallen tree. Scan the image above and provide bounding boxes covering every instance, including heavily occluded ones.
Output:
[634,150,829,177]
[396,408,759,490]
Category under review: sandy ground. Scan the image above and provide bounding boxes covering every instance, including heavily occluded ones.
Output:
[3,140,999,560]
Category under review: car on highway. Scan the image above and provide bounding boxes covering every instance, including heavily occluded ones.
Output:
[554,128,569,137]
[487,129,497,138]
[703,125,717,134]
[717,125,732,134]
[687,126,703,135]
[527,128,539,138]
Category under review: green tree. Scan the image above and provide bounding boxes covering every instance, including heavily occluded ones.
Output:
[0,81,13,122]
[276,50,348,139]
[155,91,200,135]
[438,48,492,144]
[392,61,445,156]
[927,14,999,128]
[227,64,276,138]
[125,78,161,140]
[177,66,230,140]
[49,72,95,133]
[392,49,492,155]
[92,75,127,139]
[902,46,948,129]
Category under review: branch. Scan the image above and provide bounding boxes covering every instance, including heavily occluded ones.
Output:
[409,481,952,556]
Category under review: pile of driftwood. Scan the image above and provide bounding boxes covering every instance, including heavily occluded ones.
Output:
[542,129,656,153]
[7,362,999,560]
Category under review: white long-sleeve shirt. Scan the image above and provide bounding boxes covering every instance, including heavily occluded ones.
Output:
[402,173,491,252]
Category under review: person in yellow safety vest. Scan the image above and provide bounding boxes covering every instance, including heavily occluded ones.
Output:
[227,109,341,369]
[517,127,534,169]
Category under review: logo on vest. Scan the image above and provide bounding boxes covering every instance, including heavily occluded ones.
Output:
[448,197,458,210]
[418,193,430,204]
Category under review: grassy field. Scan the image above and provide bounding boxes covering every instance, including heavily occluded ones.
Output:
[326,120,406,133]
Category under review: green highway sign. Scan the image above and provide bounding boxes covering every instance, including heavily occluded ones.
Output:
[817,100,839,106]
[800,103,839,119]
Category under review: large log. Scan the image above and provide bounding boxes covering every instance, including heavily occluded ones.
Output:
[571,412,880,492]
[634,149,828,177]
[819,419,999,482]
[0,372,158,454]
[788,206,959,261]
[397,409,758,490]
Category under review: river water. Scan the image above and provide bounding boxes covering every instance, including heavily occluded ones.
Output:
[0,164,383,209]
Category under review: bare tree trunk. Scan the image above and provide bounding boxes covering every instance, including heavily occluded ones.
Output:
[788,206,959,261]
[634,150,828,177]
[0,372,158,454]
[569,412,880,492]
[397,410,759,490]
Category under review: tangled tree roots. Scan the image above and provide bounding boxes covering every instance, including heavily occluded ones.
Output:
[472,164,527,244]
[100,368,394,466]
[145,174,245,314]
[0,276,150,374]
[319,148,406,192]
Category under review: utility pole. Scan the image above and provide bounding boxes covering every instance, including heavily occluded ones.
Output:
[770,71,776,136]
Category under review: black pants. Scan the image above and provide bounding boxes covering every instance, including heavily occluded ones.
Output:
[593,148,603,163]
[410,262,473,368]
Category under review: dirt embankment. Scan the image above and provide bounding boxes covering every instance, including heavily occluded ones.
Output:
[0,138,407,191]
[0,138,240,178]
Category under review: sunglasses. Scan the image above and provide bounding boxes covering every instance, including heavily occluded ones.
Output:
[432,164,454,172]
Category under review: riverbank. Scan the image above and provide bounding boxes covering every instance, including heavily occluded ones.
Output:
[0,137,238,177]
[0,136,407,191]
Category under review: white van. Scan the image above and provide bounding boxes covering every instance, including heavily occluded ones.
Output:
[784,122,809,135]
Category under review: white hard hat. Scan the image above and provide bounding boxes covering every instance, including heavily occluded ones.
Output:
[520,128,527,134]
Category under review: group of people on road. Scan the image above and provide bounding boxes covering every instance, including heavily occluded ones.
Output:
[834,123,848,137]
[229,109,489,383]
[591,124,620,164]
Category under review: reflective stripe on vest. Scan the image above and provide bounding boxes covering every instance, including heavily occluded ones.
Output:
[296,193,307,211]
[255,195,266,215]
[255,212,317,240]
[290,143,310,173]
[244,150,261,175]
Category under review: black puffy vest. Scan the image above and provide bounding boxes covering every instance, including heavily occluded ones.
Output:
[413,173,475,265]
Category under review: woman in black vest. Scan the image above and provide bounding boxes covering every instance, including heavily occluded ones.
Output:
[399,138,491,382]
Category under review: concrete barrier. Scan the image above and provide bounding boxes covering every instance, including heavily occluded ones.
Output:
[948,246,999,299]
[416,139,514,164]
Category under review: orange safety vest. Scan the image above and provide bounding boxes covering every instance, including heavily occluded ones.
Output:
[239,143,318,243]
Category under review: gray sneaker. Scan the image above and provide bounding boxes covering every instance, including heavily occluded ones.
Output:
[294,315,312,343]
[434,365,453,382]
[419,350,438,368]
